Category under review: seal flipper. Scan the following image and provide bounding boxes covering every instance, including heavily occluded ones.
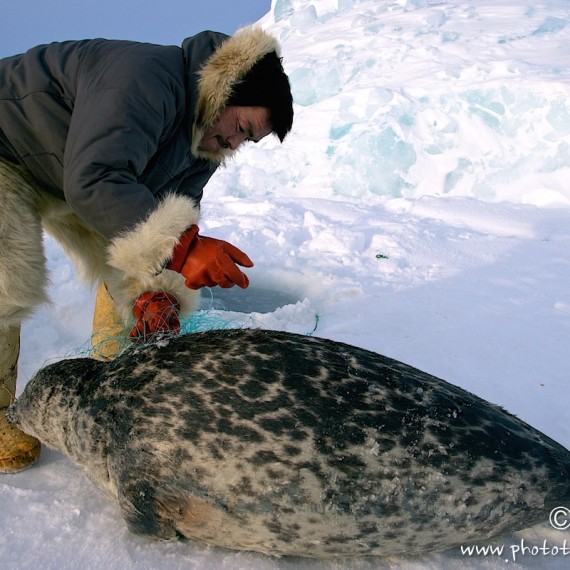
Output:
[116,475,236,545]
[109,445,178,539]
[108,446,225,541]
[115,477,178,540]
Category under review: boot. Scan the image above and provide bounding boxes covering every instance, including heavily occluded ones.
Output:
[0,325,41,473]
[91,282,128,361]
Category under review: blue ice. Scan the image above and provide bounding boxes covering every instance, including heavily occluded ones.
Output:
[289,65,342,106]
[274,0,294,22]
[532,17,566,36]
[330,123,354,140]
[291,5,318,30]
[546,100,570,135]
[331,126,417,197]
[444,158,472,193]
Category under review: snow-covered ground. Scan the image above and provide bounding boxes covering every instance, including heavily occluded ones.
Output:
[3,0,570,568]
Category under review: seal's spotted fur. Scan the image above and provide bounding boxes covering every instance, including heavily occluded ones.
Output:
[9,329,570,558]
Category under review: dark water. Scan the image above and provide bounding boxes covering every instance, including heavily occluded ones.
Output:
[199,286,299,314]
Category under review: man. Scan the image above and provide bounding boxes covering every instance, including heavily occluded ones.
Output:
[0,26,294,473]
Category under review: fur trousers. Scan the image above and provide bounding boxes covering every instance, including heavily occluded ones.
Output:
[0,157,200,332]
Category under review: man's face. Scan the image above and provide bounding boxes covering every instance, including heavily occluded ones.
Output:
[198,106,273,153]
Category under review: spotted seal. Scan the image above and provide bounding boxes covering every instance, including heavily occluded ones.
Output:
[8,329,570,558]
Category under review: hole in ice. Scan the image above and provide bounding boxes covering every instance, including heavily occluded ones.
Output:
[200,286,300,314]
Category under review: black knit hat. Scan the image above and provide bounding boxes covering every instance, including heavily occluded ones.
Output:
[227,51,294,142]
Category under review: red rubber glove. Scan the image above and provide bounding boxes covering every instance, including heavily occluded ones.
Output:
[166,225,254,290]
[129,291,181,343]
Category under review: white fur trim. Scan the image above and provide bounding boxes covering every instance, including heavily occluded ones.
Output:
[107,193,200,279]
[105,193,201,323]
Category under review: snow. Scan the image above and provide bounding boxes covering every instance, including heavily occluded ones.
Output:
[2,0,570,568]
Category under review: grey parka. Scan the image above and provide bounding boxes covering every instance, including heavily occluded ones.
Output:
[0,31,227,239]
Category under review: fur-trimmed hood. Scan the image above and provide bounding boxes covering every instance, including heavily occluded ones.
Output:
[186,26,281,163]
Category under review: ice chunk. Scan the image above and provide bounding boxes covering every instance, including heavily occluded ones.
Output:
[273,0,294,22]
[330,126,417,198]
[540,142,570,172]
[330,123,354,140]
[405,0,428,11]
[367,87,394,111]
[291,5,318,31]
[426,11,447,28]
[444,158,473,194]
[546,100,570,135]
[338,0,357,12]
[289,64,342,106]
[532,17,566,36]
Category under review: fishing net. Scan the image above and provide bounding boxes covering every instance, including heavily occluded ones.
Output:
[85,288,245,361]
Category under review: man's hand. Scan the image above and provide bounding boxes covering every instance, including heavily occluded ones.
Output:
[129,291,180,343]
[167,225,254,290]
